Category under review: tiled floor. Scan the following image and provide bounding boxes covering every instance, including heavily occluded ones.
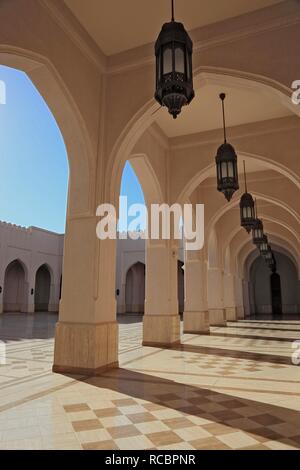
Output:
[1,313,300,449]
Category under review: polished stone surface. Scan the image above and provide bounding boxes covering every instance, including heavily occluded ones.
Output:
[0,313,300,449]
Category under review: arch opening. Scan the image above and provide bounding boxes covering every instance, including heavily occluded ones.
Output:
[3,260,27,313]
[34,265,51,312]
[249,251,300,317]
[125,262,145,314]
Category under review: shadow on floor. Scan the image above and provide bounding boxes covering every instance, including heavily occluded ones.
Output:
[84,367,300,449]
[210,332,299,343]
[171,343,292,366]
[227,324,300,333]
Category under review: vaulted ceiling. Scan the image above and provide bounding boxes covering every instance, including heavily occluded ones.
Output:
[64,0,282,56]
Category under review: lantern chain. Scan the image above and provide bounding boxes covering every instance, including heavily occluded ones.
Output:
[243,160,248,193]
[171,0,175,21]
[219,93,227,143]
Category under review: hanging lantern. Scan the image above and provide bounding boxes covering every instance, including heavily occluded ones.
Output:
[240,161,255,233]
[155,0,194,119]
[252,199,265,245]
[258,235,269,256]
[252,218,264,245]
[264,249,273,262]
[216,93,239,202]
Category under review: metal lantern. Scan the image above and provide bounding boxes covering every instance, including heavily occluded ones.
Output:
[264,249,273,262]
[252,218,264,245]
[216,93,239,202]
[240,161,255,233]
[258,235,269,256]
[155,0,194,119]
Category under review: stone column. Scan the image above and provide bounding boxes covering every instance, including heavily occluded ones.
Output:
[143,239,180,347]
[242,280,251,318]
[48,282,60,312]
[183,250,209,334]
[0,262,5,314]
[235,276,245,319]
[118,281,126,314]
[207,268,226,326]
[25,270,35,313]
[0,269,4,314]
[53,216,118,375]
[223,273,237,321]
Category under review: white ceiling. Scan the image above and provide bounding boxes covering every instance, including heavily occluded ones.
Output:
[64,0,283,56]
[155,83,292,137]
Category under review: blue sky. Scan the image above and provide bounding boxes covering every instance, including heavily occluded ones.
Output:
[0,65,144,233]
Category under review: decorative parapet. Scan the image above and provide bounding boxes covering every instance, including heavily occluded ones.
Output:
[0,221,30,232]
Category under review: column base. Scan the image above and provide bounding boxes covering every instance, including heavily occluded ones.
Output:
[48,304,59,313]
[142,314,180,347]
[183,311,210,334]
[25,304,35,314]
[209,309,227,326]
[237,306,245,319]
[53,321,119,376]
[225,307,237,321]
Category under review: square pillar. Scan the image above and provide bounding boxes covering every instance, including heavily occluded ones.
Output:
[183,251,209,334]
[235,276,245,319]
[143,240,180,347]
[53,217,119,375]
[223,273,238,321]
[207,268,226,326]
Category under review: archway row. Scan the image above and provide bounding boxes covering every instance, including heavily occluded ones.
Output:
[1,259,60,313]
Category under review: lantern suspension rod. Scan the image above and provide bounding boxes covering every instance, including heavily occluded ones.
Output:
[243,160,248,193]
[255,198,258,218]
[219,93,227,143]
[171,0,175,21]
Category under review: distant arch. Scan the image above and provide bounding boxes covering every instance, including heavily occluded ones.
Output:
[125,262,145,314]
[3,259,27,312]
[249,251,299,315]
[34,264,51,312]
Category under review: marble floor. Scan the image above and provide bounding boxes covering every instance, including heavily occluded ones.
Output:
[0,313,300,450]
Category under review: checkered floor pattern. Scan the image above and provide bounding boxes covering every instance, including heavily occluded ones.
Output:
[62,377,300,450]
[1,313,300,450]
